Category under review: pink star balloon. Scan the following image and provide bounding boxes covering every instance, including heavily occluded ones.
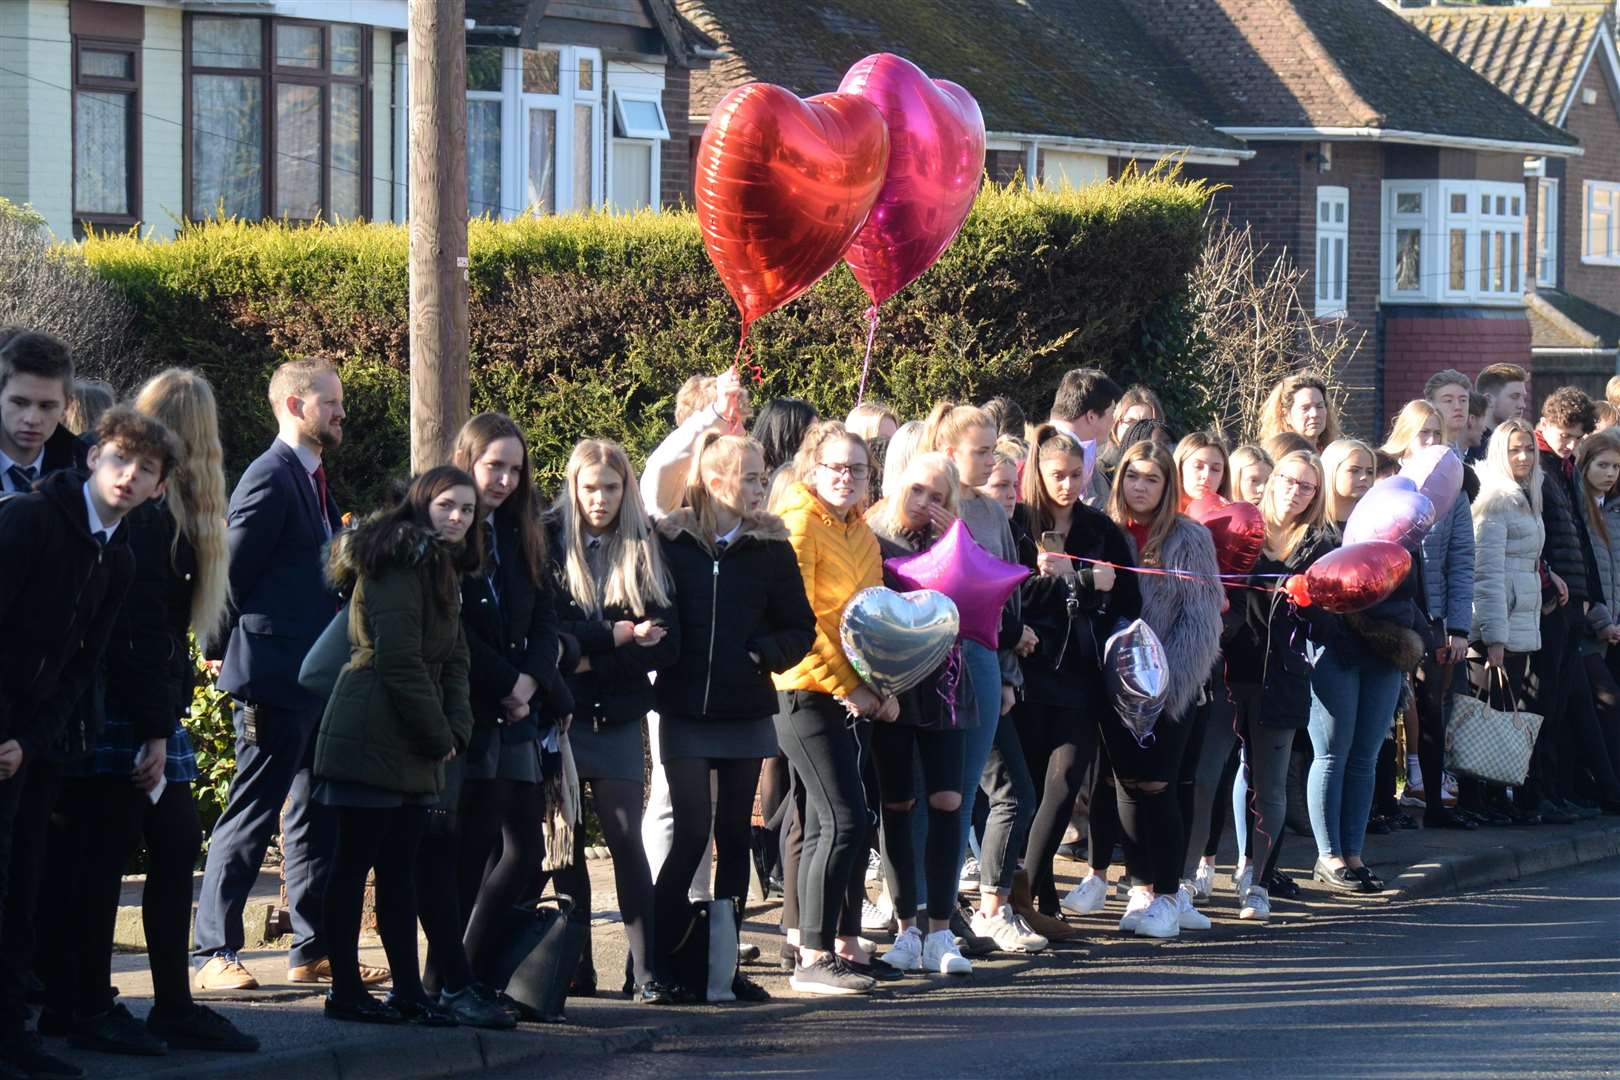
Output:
[884,519,1030,650]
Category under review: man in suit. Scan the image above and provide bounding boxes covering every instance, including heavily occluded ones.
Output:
[193,358,383,990]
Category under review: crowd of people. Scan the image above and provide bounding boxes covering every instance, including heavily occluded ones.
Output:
[0,322,1616,1075]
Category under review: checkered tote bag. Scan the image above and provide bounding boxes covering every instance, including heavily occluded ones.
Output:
[1446,666,1543,786]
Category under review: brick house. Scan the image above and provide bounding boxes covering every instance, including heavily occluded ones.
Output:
[674,0,1253,203]
[0,0,710,240]
[1405,2,1620,407]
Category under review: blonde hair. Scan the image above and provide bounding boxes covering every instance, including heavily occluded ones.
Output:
[66,378,115,435]
[995,434,1028,463]
[1379,399,1444,461]
[674,374,717,426]
[682,432,765,539]
[881,420,927,500]
[866,452,960,544]
[133,369,229,644]
[1107,440,1182,566]
[1319,437,1376,527]
[1263,449,1325,561]
[1259,373,1341,450]
[266,357,335,417]
[1480,417,1542,516]
[921,401,993,454]
[1021,424,1088,533]
[557,439,672,618]
[845,402,897,442]
[1172,431,1231,501]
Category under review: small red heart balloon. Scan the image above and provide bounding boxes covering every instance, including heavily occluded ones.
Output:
[1299,540,1412,614]
[1188,494,1266,578]
[838,54,986,308]
[694,84,890,334]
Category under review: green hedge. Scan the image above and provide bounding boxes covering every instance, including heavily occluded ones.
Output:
[82,172,1214,508]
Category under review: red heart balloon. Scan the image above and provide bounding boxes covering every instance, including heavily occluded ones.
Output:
[1298,540,1412,614]
[694,84,889,334]
[839,54,986,308]
[1187,494,1266,578]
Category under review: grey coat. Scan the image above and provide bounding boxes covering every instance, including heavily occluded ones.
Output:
[1471,480,1545,654]
[1124,515,1224,719]
[1582,494,1620,654]
[1421,492,1475,637]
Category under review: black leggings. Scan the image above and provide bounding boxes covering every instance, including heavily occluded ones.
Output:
[547,777,655,986]
[1018,701,1097,913]
[872,723,965,923]
[324,804,427,1002]
[42,775,201,1020]
[418,830,476,996]
[459,778,545,985]
[1089,705,1200,895]
[654,754,761,978]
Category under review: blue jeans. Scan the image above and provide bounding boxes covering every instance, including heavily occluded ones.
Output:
[953,642,1033,897]
[1308,649,1402,858]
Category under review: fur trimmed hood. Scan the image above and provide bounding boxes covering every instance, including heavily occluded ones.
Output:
[325,513,449,593]
[656,506,790,551]
[1131,514,1224,719]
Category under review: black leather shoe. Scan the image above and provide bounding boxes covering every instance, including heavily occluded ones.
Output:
[0,1032,84,1077]
[1364,816,1392,835]
[1350,865,1385,890]
[635,980,688,1006]
[386,994,458,1027]
[1264,871,1302,900]
[147,1003,261,1052]
[1535,800,1578,825]
[730,972,772,1002]
[323,992,402,1025]
[844,957,903,982]
[69,1003,168,1056]
[1426,811,1479,831]
[1313,859,1373,894]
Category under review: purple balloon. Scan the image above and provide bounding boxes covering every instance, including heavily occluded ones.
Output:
[1399,445,1464,519]
[885,519,1029,650]
[1379,475,1418,493]
[1343,485,1436,551]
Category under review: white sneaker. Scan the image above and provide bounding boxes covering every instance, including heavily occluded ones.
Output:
[861,894,894,933]
[1176,884,1212,930]
[1134,894,1181,939]
[881,926,923,972]
[1232,863,1253,897]
[922,929,972,975]
[1117,888,1153,932]
[1192,863,1216,901]
[1060,873,1107,916]
[1239,885,1271,922]
[971,906,1048,953]
[865,848,882,883]
[958,856,981,894]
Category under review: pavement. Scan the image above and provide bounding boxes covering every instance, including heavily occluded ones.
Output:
[64,810,1620,1080]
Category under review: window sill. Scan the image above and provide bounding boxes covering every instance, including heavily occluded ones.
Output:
[1379,294,1526,308]
[1314,307,1348,320]
[1580,255,1620,267]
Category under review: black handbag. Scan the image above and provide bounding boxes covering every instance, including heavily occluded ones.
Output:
[669,898,739,1003]
[486,894,587,1023]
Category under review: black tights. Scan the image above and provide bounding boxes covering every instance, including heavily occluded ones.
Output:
[418,830,476,996]
[325,805,426,1003]
[459,778,545,985]
[1018,702,1096,913]
[547,778,655,986]
[1089,706,1199,895]
[654,757,761,979]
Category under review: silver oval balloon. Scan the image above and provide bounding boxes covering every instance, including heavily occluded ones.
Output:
[839,587,960,698]
[1103,618,1169,746]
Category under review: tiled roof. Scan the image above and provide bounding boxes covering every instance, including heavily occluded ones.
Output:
[676,0,1247,155]
[1401,4,1606,127]
[1529,289,1620,350]
[1115,0,1578,149]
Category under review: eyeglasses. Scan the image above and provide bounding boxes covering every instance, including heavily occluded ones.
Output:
[1274,475,1318,497]
[819,461,870,482]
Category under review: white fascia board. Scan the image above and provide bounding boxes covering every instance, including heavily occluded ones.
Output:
[1217,125,1581,158]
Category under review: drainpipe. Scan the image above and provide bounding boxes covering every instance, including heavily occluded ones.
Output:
[1024,141,1039,190]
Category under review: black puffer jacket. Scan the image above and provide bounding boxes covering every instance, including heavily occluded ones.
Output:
[1225,526,1337,729]
[654,508,815,720]
[103,498,198,744]
[546,518,680,731]
[1539,446,1602,606]
[1012,502,1142,706]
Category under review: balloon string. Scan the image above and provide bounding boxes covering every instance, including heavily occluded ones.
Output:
[936,643,963,729]
[1040,552,1293,593]
[727,329,762,434]
[856,305,880,407]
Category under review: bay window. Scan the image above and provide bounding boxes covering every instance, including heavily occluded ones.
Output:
[1381,180,1526,305]
[185,15,370,223]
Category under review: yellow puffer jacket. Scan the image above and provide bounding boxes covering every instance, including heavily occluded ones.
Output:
[772,482,883,698]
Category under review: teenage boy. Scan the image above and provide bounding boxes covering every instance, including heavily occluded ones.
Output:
[0,329,80,492]
[193,359,373,991]
[0,405,176,1079]
[1471,363,1530,462]
[1046,366,1124,507]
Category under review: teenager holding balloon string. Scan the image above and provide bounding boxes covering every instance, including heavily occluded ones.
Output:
[1012,427,1142,932]
[1066,442,1222,938]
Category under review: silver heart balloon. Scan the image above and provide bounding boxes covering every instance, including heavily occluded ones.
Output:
[1103,618,1169,746]
[840,587,961,698]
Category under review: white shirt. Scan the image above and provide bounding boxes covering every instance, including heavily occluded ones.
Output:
[81,480,118,544]
[716,522,742,548]
[278,433,330,536]
[641,403,726,520]
[0,446,43,493]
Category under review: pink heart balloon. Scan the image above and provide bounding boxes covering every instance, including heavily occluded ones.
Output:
[838,54,986,307]
[884,520,1028,650]
[1398,445,1464,520]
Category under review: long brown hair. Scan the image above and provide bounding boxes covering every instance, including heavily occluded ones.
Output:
[351,466,483,610]
[555,439,672,617]
[451,412,545,586]
[1577,426,1620,545]
[1173,430,1231,502]
[1021,424,1088,533]
[1259,373,1341,451]
[1107,441,1181,566]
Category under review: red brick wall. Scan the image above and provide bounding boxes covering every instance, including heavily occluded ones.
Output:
[661,66,692,210]
[1381,311,1532,437]
[1559,48,1620,311]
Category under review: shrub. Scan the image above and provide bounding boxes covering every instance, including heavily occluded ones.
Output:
[83,171,1214,508]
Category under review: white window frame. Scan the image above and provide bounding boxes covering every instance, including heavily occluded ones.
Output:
[1583,179,1620,266]
[1537,178,1558,287]
[1314,185,1349,318]
[1380,179,1525,306]
[605,67,669,213]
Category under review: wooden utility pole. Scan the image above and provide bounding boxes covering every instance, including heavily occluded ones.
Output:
[408,0,470,472]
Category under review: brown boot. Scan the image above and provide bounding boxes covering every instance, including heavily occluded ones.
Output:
[1011,869,1076,942]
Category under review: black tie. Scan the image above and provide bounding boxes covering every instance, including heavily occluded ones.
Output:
[6,464,36,493]
[716,538,729,554]
[92,530,107,549]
